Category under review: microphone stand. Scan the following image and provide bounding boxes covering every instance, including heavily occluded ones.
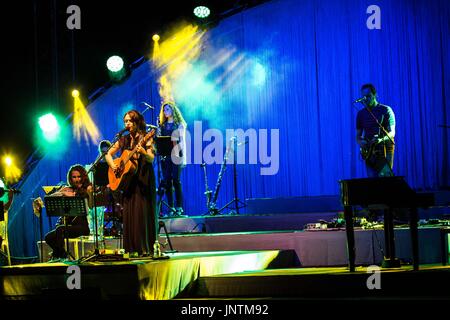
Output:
[80,132,123,263]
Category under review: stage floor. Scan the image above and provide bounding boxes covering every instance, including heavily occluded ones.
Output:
[0,250,293,300]
[2,251,450,300]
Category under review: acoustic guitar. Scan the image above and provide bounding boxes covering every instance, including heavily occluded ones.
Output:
[108,129,155,191]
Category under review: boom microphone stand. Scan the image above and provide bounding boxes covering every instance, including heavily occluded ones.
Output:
[81,132,124,263]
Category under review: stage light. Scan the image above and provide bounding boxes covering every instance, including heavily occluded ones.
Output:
[39,113,59,134]
[2,155,21,184]
[0,178,7,202]
[106,55,124,73]
[4,156,12,167]
[152,34,160,42]
[34,112,69,159]
[72,92,100,145]
[152,24,206,102]
[193,5,210,18]
[107,55,126,82]
[38,112,62,144]
[72,89,80,98]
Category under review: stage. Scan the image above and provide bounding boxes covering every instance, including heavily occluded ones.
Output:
[4,209,450,300]
[0,250,293,300]
[2,250,450,300]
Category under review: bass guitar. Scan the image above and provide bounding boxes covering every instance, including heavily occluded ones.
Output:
[108,129,155,191]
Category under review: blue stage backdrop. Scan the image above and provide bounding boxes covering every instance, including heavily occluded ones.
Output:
[8,0,449,258]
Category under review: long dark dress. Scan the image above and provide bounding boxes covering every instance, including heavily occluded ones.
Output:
[119,134,157,255]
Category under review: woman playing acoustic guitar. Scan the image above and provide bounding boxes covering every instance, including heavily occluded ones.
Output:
[105,110,157,257]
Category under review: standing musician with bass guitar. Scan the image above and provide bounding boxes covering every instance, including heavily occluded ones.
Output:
[105,110,157,257]
[356,83,396,177]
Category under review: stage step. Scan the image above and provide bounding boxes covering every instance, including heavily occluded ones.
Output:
[182,265,450,299]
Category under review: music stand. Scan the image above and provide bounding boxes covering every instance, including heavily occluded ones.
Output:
[94,162,109,187]
[44,196,89,260]
[155,136,178,217]
[156,136,173,158]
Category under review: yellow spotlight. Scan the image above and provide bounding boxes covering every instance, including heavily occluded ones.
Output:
[152,34,160,42]
[72,94,100,145]
[3,155,21,184]
[153,24,205,102]
[72,89,80,98]
[4,156,12,167]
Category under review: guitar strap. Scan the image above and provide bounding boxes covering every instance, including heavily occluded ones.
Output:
[365,105,387,157]
[364,106,395,176]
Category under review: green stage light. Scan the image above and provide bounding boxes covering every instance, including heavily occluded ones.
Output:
[106,55,124,73]
[39,113,58,133]
[35,112,69,159]
[38,113,61,143]
[193,6,210,18]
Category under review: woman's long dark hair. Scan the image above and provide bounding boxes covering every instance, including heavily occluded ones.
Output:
[124,109,146,133]
[66,164,91,197]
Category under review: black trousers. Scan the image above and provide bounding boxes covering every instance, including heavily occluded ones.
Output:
[44,223,89,258]
[161,159,183,208]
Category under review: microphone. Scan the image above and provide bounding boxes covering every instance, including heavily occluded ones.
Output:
[141,102,155,113]
[115,128,129,137]
[146,124,158,129]
[353,96,367,103]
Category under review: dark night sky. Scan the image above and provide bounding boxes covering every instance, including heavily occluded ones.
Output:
[0,0,251,177]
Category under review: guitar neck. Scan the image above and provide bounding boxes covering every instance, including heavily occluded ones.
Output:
[125,146,138,163]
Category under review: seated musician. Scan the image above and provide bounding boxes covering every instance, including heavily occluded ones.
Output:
[44,164,92,261]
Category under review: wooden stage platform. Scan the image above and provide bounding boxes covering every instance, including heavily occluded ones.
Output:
[0,250,293,300]
[2,250,450,300]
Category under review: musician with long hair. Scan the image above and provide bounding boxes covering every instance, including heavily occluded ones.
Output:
[105,110,156,257]
[44,164,92,261]
[158,101,187,216]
